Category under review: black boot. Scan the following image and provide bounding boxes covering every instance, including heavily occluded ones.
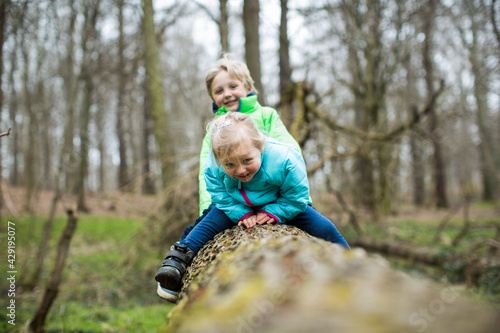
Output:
[155,244,193,302]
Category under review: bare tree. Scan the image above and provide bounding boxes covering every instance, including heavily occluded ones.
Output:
[62,0,79,193]
[422,0,449,208]
[117,0,130,191]
[141,81,156,194]
[195,0,229,54]
[243,0,265,104]
[77,0,101,212]
[0,0,9,222]
[278,0,294,128]
[7,25,20,186]
[20,1,36,212]
[0,0,8,125]
[461,0,500,200]
[142,0,176,187]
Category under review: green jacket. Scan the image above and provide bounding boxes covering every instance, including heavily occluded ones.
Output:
[198,94,301,215]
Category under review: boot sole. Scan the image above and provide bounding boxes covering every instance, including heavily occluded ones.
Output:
[157,283,179,303]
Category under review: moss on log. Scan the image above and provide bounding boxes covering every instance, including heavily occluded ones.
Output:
[162,225,498,333]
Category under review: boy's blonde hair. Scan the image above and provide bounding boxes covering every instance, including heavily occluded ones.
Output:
[209,112,265,165]
[205,53,257,100]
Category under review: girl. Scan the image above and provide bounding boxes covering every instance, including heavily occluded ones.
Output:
[155,112,349,302]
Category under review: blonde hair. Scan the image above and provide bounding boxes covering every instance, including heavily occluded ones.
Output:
[205,53,257,100]
[209,112,265,164]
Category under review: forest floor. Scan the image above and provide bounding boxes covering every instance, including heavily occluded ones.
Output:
[3,184,500,221]
[1,185,499,332]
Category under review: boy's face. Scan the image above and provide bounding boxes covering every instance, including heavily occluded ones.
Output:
[211,70,252,111]
[222,139,262,182]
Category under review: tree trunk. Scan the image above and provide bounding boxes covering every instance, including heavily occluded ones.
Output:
[142,0,175,187]
[243,0,265,105]
[423,0,449,208]
[77,70,92,212]
[0,0,8,221]
[0,0,7,116]
[219,0,229,54]
[410,128,425,206]
[141,81,155,194]
[63,2,78,193]
[76,3,100,212]
[21,17,36,212]
[163,225,498,333]
[117,0,130,191]
[468,2,499,200]
[8,30,20,186]
[278,0,293,128]
[279,0,292,98]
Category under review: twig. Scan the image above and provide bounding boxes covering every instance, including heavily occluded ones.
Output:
[0,127,12,137]
[26,208,78,333]
[451,199,471,247]
[471,238,500,253]
[433,203,463,242]
[308,80,445,142]
[324,176,363,236]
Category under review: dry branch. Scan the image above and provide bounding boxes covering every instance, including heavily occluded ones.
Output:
[25,209,78,333]
[162,225,498,333]
[308,80,445,142]
[0,127,11,137]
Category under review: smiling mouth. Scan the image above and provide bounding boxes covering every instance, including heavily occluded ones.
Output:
[225,100,237,106]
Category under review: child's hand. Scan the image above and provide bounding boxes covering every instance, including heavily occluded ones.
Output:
[256,212,276,225]
[238,215,257,228]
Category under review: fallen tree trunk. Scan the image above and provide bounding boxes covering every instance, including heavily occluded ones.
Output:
[162,225,499,333]
[350,238,500,286]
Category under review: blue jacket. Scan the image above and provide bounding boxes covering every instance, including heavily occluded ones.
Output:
[198,94,302,215]
[204,138,310,223]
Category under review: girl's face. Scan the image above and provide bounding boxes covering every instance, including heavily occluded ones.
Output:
[222,139,262,182]
[211,70,252,111]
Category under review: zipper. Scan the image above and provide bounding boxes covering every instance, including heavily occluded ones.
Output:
[238,182,255,207]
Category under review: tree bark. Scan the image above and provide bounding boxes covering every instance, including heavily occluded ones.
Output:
[20,4,36,211]
[423,0,449,208]
[163,225,498,333]
[219,0,229,53]
[63,2,78,193]
[467,1,499,200]
[8,29,20,186]
[142,0,175,187]
[243,0,265,105]
[278,0,293,128]
[279,0,292,98]
[410,110,425,206]
[76,2,100,212]
[141,81,156,194]
[117,0,130,191]
[0,0,8,222]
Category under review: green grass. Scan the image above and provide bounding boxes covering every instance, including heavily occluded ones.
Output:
[44,302,173,332]
[0,214,173,332]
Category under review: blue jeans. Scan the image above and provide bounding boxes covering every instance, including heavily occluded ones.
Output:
[179,205,350,255]
[179,204,216,241]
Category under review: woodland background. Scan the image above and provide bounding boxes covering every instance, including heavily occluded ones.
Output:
[0,0,499,332]
[0,0,499,214]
